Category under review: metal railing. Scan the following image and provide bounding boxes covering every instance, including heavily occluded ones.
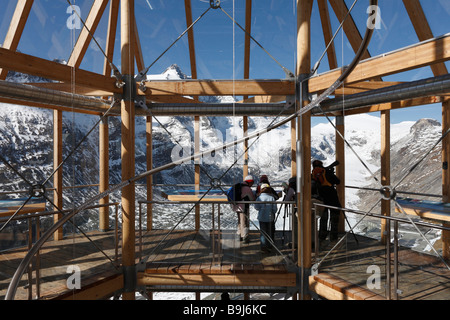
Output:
[2,202,120,300]
[137,199,297,268]
[312,203,450,300]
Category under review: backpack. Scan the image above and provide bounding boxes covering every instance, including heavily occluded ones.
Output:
[288,177,296,192]
[312,167,332,187]
[226,183,243,202]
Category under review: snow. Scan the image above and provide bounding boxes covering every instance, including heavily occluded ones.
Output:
[1,65,446,300]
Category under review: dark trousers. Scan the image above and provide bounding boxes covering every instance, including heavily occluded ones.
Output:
[259,221,274,249]
[318,186,341,240]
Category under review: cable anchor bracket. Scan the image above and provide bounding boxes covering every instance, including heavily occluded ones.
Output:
[380,185,397,201]
[210,0,220,9]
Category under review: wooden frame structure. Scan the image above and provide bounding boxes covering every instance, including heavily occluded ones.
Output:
[0,0,449,301]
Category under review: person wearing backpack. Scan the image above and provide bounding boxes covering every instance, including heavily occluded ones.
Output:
[311,160,342,241]
[254,183,278,253]
[256,175,280,199]
[229,175,255,243]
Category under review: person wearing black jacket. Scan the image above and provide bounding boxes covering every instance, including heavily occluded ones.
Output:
[311,160,342,241]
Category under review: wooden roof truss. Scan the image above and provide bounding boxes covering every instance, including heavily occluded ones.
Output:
[0,0,447,115]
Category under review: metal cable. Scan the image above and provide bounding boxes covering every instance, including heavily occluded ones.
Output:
[393,127,450,190]
[43,193,119,269]
[42,99,119,186]
[315,104,380,185]
[219,6,294,78]
[312,0,359,74]
[138,6,212,81]
[394,200,450,270]
[66,0,122,82]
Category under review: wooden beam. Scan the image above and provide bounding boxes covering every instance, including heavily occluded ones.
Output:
[121,0,136,301]
[328,0,371,60]
[103,0,120,78]
[0,47,119,94]
[244,0,252,81]
[67,0,109,68]
[317,0,338,70]
[309,35,450,93]
[134,19,145,72]
[0,0,34,80]
[243,0,252,178]
[402,0,448,76]
[137,272,296,288]
[184,0,198,80]
[0,96,103,115]
[140,79,295,96]
[24,82,113,96]
[340,96,450,116]
[53,110,63,241]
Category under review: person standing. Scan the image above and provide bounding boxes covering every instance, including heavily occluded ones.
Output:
[311,160,341,241]
[230,175,255,244]
[254,183,278,253]
[256,174,280,199]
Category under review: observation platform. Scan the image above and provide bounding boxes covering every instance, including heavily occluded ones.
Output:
[310,234,450,300]
[1,225,449,300]
[0,228,296,300]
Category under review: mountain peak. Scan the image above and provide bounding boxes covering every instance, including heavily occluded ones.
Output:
[163,64,190,80]
[410,118,441,134]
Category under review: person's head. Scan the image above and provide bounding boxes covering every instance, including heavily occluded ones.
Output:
[244,175,254,186]
[260,183,270,193]
[259,175,269,183]
[312,160,323,168]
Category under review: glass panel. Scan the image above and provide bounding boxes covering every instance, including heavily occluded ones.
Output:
[1,0,449,301]
[312,203,389,299]
[16,0,90,62]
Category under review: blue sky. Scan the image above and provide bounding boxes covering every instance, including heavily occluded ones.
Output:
[0,0,449,126]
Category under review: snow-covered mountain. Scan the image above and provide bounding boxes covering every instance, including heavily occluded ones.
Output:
[0,65,444,246]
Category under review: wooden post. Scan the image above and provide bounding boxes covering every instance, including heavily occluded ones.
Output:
[146,116,153,231]
[297,0,313,299]
[243,117,249,177]
[185,0,201,230]
[53,110,63,241]
[194,116,200,230]
[99,0,118,232]
[380,110,390,244]
[121,0,136,300]
[335,115,345,233]
[442,100,450,259]
[291,120,297,177]
[99,117,109,231]
[243,0,252,178]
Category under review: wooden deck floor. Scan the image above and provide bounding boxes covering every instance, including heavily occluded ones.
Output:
[1,228,449,300]
[0,230,121,300]
[311,234,450,300]
[0,228,295,300]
